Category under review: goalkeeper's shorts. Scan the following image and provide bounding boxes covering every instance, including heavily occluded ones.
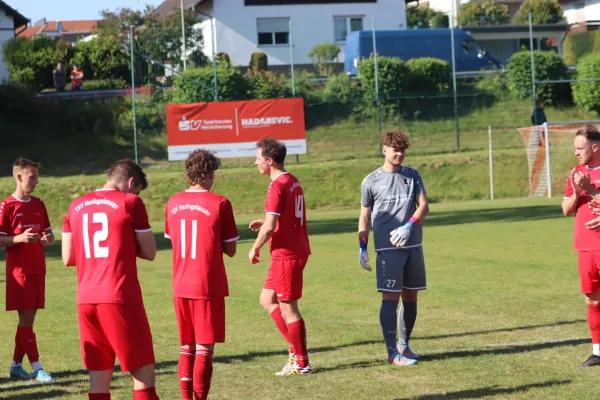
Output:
[376,247,426,293]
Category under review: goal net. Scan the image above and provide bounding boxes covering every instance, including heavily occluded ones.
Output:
[517,121,600,197]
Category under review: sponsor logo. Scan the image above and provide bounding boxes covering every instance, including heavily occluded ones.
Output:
[178,116,233,131]
[241,116,293,128]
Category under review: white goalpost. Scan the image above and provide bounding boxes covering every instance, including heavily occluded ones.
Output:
[519,120,600,198]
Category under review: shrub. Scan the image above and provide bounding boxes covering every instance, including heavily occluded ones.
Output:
[458,0,510,26]
[289,70,315,100]
[2,36,60,90]
[506,50,570,105]
[562,31,600,65]
[357,56,410,101]
[70,37,130,82]
[249,52,268,72]
[407,7,450,29]
[573,54,600,114]
[323,73,360,105]
[173,64,248,103]
[406,58,450,92]
[512,0,565,25]
[245,70,291,99]
[309,43,341,76]
[475,72,508,98]
[216,52,231,66]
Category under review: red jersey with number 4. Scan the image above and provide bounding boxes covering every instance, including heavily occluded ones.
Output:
[62,189,152,305]
[165,190,239,299]
[265,173,311,259]
[0,196,51,276]
[565,165,600,251]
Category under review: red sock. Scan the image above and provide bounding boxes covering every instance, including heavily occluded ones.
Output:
[88,394,111,400]
[178,348,195,400]
[193,349,213,400]
[19,326,39,364]
[270,308,295,353]
[588,304,600,343]
[13,326,25,364]
[133,387,159,400]
[287,319,309,368]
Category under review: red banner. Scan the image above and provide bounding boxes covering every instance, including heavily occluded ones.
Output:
[166,98,307,160]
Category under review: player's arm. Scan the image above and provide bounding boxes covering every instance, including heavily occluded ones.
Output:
[250,213,278,253]
[136,231,156,261]
[563,170,581,216]
[358,206,371,240]
[223,241,236,257]
[0,229,40,248]
[61,233,76,266]
[412,192,430,222]
[128,195,156,261]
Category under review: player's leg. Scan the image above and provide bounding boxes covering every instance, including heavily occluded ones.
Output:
[376,251,416,366]
[78,304,116,399]
[97,304,159,399]
[6,274,30,379]
[577,251,600,367]
[174,297,195,400]
[276,257,311,375]
[397,247,427,360]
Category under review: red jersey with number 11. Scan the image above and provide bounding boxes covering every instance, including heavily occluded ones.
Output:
[62,189,152,305]
[265,172,311,259]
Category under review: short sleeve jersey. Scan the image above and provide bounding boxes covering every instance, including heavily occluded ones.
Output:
[265,173,311,259]
[0,195,51,276]
[165,190,239,299]
[361,166,426,252]
[62,189,152,305]
[564,165,600,251]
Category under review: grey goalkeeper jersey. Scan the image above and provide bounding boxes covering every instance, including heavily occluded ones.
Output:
[361,166,426,252]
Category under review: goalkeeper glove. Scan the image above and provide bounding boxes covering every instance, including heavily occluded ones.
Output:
[359,236,372,272]
[390,217,419,247]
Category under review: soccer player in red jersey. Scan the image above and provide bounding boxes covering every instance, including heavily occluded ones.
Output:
[0,158,54,382]
[61,159,160,400]
[248,138,312,375]
[164,149,238,400]
[562,125,600,368]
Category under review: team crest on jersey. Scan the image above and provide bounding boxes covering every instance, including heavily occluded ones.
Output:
[403,178,408,184]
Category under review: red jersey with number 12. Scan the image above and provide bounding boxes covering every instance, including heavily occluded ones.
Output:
[564,165,600,251]
[165,190,239,299]
[265,172,311,259]
[63,189,152,305]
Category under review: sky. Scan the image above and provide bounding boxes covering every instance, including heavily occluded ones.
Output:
[12,0,164,25]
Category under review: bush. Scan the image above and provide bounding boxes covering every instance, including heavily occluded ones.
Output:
[406,58,450,92]
[309,43,341,76]
[475,72,507,98]
[289,70,316,100]
[573,54,600,114]
[245,70,291,99]
[458,0,510,26]
[118,93,166,140]
[249,52,268,72]
[173,63,248,103]
[512,0,565,25]
[507,50,570,105]
[216,52,231,66]
[407,7,449,29]
[563,31,600,65]
[358,56,410,101]
[70,37,130,82]
[430,13,449,28]
[2,36,60,90]
[323,73,360,105]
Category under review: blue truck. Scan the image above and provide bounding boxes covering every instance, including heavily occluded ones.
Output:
[344,28,502,75]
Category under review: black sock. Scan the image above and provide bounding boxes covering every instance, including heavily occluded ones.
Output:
[398,301,417,348]
[380,300,399,359]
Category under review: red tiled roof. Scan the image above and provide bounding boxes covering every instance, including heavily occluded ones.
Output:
[17,20,99,39]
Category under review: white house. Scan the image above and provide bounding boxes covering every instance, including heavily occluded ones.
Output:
[561,0,600,29]
[155,0,408,69]
[0,1,28,83]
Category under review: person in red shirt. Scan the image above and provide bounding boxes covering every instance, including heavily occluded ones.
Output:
[0,158,54,382]
[70,64,84,91]
[61,159,160,400]
[164,149,238,400]
[562,125,600,368]
[248,137,312,376]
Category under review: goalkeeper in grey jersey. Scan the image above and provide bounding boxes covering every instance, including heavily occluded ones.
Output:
[358,130,429,367]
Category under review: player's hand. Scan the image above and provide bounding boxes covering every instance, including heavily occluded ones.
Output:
[40,232,54,246]
[589,199,600,215]
[390,223,415,247]
[248,247,260,264]
[16,228,41,244]
[574,171,595,193]
[572,170,583,195]
[248,220,264,232]
[586,216,600,231]
[359,248,372,272]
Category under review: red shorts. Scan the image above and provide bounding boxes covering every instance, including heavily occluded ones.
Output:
[174,297,225,345]
[77,304,155,372]
[6,274,45,311]
[263,257,308,302]
[579,251,600,294]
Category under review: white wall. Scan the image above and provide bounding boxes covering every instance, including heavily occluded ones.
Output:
[0,11,14,83]
[207,0,406,67]
[564,0,600,24]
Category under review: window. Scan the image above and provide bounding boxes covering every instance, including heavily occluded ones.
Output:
[257,17,290,46]
[334,16,363,42]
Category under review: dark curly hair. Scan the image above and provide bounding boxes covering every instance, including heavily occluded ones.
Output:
[108,159,148,190]
[185,149,221,186]
[380,130,410,151]
[257,137,287,164]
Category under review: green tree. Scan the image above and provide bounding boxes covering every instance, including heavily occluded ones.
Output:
[512,0,565,24]
[458,0,510,26]
[407,6,449,29]
[573,54,600,114]
[308,43,341,76]
[2,36,58,89]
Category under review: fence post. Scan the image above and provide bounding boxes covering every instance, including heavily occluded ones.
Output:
[129,25,138,164]
[450,1,460,151]
[372,18,382,150]
[543,122,552,198]
[488,126,494,200]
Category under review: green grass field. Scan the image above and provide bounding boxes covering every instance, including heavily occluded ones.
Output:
[0,197,597,400]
